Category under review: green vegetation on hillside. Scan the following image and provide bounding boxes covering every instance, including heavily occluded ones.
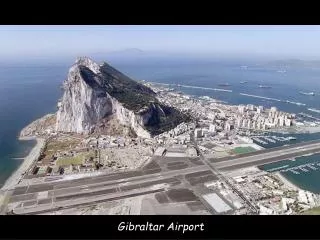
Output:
[145,106,192,136]
[99,63,156,112]
[79,63,190,136]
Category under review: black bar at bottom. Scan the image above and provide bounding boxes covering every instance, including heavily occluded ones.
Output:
[0,215,319,239]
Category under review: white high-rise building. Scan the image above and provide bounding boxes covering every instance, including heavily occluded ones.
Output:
[268,117,274,125]
[225,122,231,132]
[242,119,248,128]
[285,119,292,127]
[252,121,257,129]
[269,111,273,118]
[202,128,208,135]
[209,124,216,133]
[195,128,203,138]
[247,104,255,111]
[208,113,216,120]
[257,121,262,130]
[219,112,226,118]
[236,118,242,128]
[271,106,278,113]
[238,105,246,114]
[279,116,284,127]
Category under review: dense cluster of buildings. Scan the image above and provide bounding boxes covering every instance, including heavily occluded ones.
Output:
[205,169,320,215]
[155,122,195,145]
[232,172,319,215]
[22,83,320,215]
[153,85,295,132]
[145,83,320,214]
[235,105,295,130]
[149,84,297,148]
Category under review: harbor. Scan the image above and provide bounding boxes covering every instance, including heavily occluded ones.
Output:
[252,135,297,146]
[260,153,320,193]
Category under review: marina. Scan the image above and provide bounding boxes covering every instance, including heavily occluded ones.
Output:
[252,137,268,145]
[252,135,297,146]
[261,136,276,143]
[289,169,300,174]
[278,163,320,174]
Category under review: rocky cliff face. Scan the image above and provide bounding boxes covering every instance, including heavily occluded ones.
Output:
[56,58,113,134]
[55,57,187,138]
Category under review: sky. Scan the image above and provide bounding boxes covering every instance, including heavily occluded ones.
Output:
[2,25,320,60]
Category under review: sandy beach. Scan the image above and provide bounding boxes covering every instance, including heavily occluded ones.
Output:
[275,172,300,191]
[1,137,45,191]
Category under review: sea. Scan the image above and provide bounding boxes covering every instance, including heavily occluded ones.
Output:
[1,56,320,192]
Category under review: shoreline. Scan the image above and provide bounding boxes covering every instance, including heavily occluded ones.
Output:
[1,137,45,191]
[275,172,300,191]
[265,125,320,135]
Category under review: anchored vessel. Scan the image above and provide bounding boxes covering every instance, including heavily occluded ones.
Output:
[258,85,272,89]
[300,91,315,96]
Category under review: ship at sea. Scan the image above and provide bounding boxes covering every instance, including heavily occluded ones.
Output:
[308,108,320,114]
[218,83,231,87]
[299,91,315,96]
[240,81,248,84]
[258,85,272,89]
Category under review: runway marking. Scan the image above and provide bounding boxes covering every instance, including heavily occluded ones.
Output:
[15,188,166,215]
[12,165,208,197]
[8,140,320,214]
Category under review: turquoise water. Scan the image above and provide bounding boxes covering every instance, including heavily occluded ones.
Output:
[253,132,320,149]
[1,58,320,191]
[260,154,320,193]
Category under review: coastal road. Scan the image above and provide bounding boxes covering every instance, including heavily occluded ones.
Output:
[5,139,320,214]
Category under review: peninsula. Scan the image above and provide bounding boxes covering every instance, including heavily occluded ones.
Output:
[1,57,320,215]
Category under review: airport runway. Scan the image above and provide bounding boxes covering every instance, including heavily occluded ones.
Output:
[211,139,320,163]
[7,165,212,214]
[213,142,320,171]
[5,139,320,214]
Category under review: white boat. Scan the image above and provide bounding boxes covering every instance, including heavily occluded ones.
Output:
[308,108,320,114]
[259,85,272,89]
[308,165,317,170]
[300,167,309,173]
[287,136,297,141]
[289,169,300,174]
[300,91,315,96]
